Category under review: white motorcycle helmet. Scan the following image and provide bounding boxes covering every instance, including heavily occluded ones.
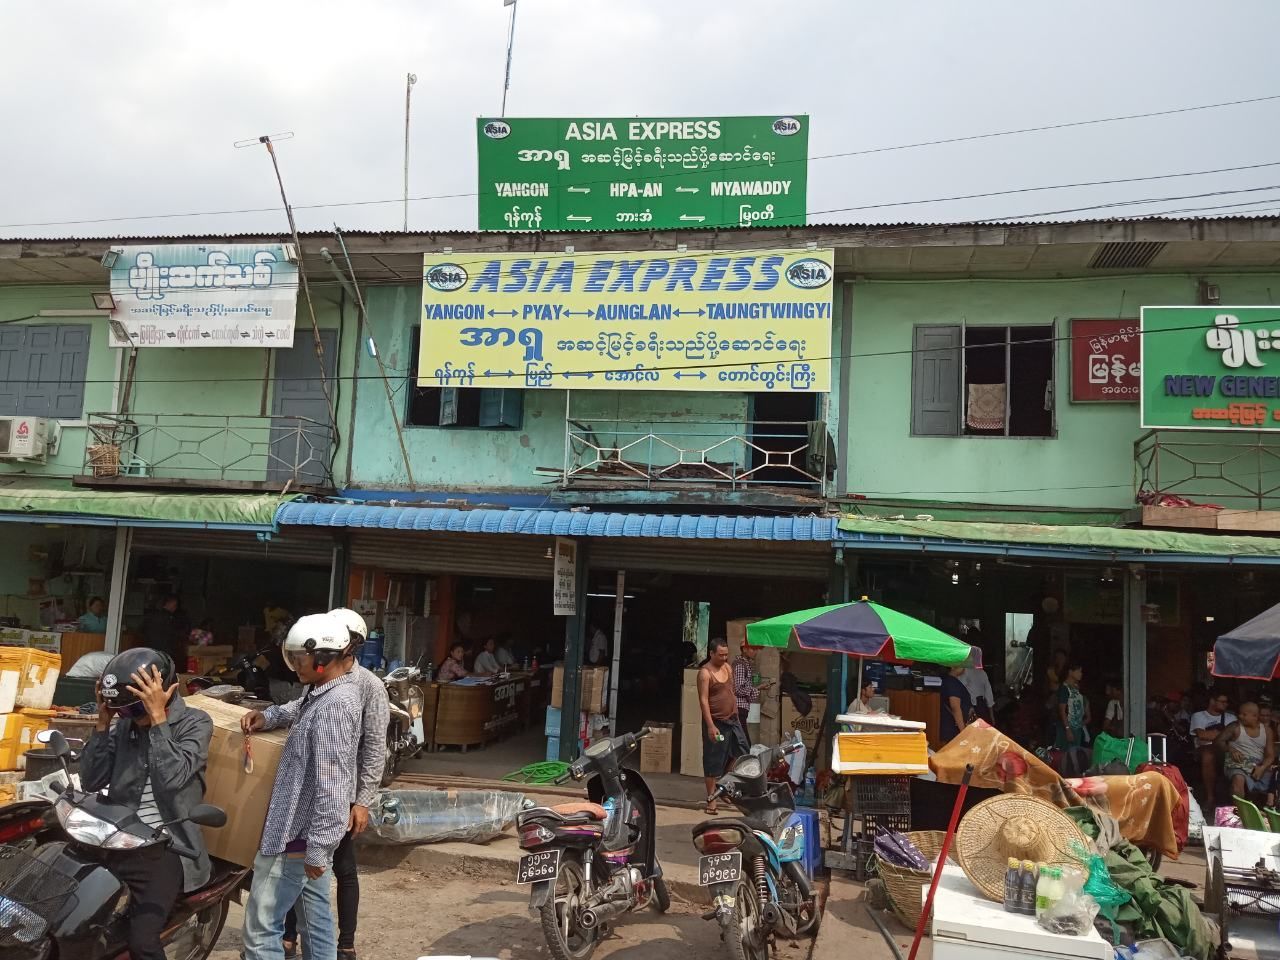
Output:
[282,613,349,674]
[329,607,368,646]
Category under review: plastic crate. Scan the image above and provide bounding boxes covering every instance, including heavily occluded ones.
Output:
[0,844,78,949]
[852,775,911,833]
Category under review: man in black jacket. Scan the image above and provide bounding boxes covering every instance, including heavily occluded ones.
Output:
[139,594,190,661]
[81,647,212,960]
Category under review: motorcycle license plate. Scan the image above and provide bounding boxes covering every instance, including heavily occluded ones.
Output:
[698,853,741,886]
[516,849,561,885]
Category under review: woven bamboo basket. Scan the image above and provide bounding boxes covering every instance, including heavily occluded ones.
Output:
[876,830,956,930]
[87,443,121,478]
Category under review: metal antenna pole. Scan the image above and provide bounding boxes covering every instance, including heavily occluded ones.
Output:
[256,135,337,441]
[501,0,518,117]
[403,73,417,232]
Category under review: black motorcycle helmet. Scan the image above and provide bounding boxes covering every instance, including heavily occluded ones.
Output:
[100,647,178,719]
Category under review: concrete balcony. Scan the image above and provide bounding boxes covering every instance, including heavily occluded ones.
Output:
[75,412,335,493]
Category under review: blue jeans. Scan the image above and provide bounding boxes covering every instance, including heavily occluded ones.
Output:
[242,852,335,960]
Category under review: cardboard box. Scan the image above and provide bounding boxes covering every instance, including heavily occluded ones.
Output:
[551,665,609,714]
[679,721,703,778]
[782,694,827,752]
[726,618,761,658]
[186,694,287,869]
[639,722,673,773]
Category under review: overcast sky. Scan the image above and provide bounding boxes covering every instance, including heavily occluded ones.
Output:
[2,0,1279,240]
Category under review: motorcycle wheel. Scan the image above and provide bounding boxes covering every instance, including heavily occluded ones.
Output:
[651,875,671,913]
[729,879,768,960]
[540,855,597,960]
[165,899,228,960]
[382,735,402,787]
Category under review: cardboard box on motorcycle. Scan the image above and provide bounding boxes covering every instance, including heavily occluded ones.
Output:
[186,694,288,868]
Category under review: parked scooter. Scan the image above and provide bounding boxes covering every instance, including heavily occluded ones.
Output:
[186,644,274,700]
[381,663,426,786]
[692,738,821,960]
[516,729,671,960]
[0,730,249,960]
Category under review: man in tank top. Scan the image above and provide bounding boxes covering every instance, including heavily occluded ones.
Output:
[698,637,749,814]
[1224,700,1276,802]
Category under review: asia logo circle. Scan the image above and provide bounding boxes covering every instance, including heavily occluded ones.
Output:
[785,258,832,289]
[481,120,512,140]
[772,117,802,136]
[425,263,468,293]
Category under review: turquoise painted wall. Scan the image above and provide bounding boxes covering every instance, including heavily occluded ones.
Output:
[0,285,352,485]
[350,284,756,491]
[846,273,1280,509]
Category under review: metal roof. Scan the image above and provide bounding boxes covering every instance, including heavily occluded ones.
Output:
[275,501,837,542]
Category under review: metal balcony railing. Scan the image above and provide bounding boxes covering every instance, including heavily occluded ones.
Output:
[1135,429,1280,510]
[81,413,334,490]
[563,419,831,490]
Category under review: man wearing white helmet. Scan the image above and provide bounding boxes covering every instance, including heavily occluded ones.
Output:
[273,607,389,960]
[238,613,363,960]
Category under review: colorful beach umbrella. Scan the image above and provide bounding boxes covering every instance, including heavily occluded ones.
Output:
[746,600,979,667]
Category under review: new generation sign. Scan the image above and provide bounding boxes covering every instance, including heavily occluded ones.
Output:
[476,116,808,232]
[1142,305,1280,430]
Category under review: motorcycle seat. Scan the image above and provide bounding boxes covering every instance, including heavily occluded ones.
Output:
[522,801,608,824]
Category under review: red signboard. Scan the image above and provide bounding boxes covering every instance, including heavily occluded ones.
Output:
[1070,318,1140,402]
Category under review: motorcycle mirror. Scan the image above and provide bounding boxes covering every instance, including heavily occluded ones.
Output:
[186,804,227,828]
[36,729,72,758]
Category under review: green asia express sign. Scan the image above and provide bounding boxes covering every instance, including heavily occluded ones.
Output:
[1142,306,1280,429]
[476,116,808,232]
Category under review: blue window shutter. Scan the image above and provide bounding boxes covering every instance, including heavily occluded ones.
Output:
[5,325,92,420]
[50,326,91,420]
[0,328,23,416]
[911,325,961,436]
[438,388,460,426]
[478,389,523,428]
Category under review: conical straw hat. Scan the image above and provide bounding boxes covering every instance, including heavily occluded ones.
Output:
[954,794,1089,902]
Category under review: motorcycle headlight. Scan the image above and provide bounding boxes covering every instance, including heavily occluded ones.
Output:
[406,685,424,720]
[55,799,147,849]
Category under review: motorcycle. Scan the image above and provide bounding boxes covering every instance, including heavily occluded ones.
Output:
[692,739,821,960]
[1,730,249,960]
[516,728,670,960]
[381,663,426,786]
[186,644,275,700]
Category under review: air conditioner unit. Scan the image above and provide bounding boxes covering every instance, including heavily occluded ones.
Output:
[0,417,59,463]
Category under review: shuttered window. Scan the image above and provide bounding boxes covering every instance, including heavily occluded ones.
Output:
[0,324,91,420]
[910,325,962,436]
[405,327,523,428]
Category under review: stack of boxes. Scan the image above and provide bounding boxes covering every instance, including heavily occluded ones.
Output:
[546,664,610,761]
[0,647,61,771]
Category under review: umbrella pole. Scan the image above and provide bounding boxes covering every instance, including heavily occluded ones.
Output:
[857,657,863,700]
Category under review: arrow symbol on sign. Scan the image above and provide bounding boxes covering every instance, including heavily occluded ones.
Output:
[675,187,699,194]
[567,187,591,194]
[673,309,707,317]
[488,309,519,317]
[566,215,593,222]
[679,215,706,222]
[563,371,595,380]
[484,369,516,378]
[673,370,708,380]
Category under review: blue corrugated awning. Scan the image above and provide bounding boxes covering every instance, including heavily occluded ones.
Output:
[275,500,837,542]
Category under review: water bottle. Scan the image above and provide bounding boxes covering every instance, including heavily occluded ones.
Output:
[602,797,617,830]
[802,768,816,806]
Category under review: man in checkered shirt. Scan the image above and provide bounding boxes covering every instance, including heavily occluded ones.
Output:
[732,641,768,745]
[239,613,363,960]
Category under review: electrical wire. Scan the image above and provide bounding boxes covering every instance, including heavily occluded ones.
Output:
[3,92,1280,232]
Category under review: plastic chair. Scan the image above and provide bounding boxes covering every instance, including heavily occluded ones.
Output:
[1234,795,1271,832]
[1265,808,1280,833]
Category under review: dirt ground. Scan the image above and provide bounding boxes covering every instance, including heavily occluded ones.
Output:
[208,860,785,960]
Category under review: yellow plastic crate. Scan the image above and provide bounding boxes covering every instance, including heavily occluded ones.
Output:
[0,709,55,771]
[832,730,929,776]
[0,648,62,712]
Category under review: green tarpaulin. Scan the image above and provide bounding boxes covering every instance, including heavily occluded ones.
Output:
[838,515,1280,559]
[0,479,286,529]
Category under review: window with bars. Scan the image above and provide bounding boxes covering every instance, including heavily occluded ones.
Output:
[404,326,523,428]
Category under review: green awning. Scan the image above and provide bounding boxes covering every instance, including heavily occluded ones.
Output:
[0,479,286,530]
[837,514,1280,561]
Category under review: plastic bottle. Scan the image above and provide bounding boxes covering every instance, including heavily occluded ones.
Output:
[522,656,530,671]
[1049,867,1066,913]
[802,768,816,806]
[602,797,616,830]
[1018,861,1037,915]
[423,661,434,682]
[1035,864,1053,917]
[1003,858,1020,912]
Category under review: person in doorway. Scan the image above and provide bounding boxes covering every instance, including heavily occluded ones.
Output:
[845,677,882,715]
[239,614,363,960]
[80,648,212,960]
[1055,661,1091,749]
[732,641,768,744]
[1191,692,1236,810]
[473,637,502,676]
[139,595,189,662]
[698,637,749,814]
[1223,701,1276,803]
[940,665,972,744]
[1104,677,1125,738]
[78,596,108,633]
[437,642,469,683]
[249,609,389,960]
[958,665,995,723]
[494,635,517,669]
[588,623,609,666]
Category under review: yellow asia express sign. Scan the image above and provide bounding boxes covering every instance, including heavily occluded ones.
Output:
[417,248,834,392]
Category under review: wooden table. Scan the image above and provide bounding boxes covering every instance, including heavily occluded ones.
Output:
[428,673,533,751]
